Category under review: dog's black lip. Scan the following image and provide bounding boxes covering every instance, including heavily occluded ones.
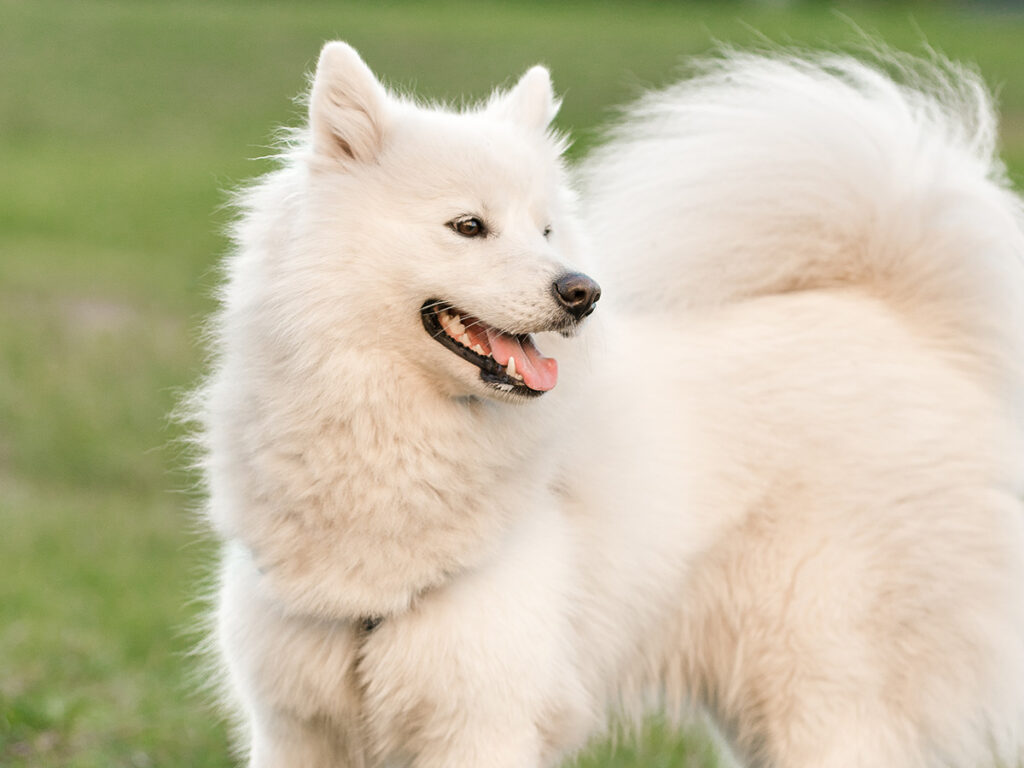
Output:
[420,300,546,398]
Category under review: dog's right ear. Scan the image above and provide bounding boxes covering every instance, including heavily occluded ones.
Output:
[309,42,387,164]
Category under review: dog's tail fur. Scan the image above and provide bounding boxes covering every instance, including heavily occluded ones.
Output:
[581,50,1024,407]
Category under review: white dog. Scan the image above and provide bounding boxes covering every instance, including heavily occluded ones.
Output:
[193,41,1024,767]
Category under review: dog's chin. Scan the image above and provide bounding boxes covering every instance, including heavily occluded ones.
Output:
[420,300,569,401]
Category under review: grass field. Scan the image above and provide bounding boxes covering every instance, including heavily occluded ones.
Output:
[3,1,1024,766]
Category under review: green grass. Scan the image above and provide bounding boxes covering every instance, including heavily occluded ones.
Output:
[3,1,1024,765]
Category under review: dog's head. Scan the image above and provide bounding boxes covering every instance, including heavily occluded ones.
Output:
[299,42,599,401]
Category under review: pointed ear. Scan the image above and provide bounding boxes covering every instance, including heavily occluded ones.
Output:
[490,65,560,132]
[309,42,387,163]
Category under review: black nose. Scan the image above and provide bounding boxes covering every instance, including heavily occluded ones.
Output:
[552,272,601,321]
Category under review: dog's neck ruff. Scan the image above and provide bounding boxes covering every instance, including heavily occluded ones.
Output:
[213,340,564,620]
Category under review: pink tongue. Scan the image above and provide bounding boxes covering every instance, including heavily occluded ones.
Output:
[485,329,558,392]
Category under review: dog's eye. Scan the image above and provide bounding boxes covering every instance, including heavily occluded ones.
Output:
[543,225,552,238]
[448,216,486,238]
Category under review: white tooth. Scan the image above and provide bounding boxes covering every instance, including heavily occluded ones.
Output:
[507,356,517,379]
[471,344,486,355]
[459,333,471,347]
[451,318,466,335]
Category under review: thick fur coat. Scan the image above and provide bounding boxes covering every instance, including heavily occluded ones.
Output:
[194,42,1024,767]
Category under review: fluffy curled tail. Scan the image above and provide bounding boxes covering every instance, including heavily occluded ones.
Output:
[581,49,1024,403]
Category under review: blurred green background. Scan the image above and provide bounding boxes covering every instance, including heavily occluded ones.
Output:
[3,1,1024,766]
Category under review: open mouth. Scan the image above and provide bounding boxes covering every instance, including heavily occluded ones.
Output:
[420,300,558,397]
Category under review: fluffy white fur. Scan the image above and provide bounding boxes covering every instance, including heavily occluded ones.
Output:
[194,41,1024,767]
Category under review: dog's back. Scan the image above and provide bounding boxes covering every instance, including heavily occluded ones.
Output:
[578,51,1024,767]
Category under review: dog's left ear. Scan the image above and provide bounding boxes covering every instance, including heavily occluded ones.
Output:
[490,65,560,133]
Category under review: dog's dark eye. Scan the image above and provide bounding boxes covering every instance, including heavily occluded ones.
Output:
[448,216,486,238]
[543,225,552,238]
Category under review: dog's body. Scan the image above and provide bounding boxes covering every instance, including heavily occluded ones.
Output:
[196,43,1024,767]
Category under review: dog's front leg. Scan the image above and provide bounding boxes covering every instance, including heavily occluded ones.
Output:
[217,542,371,768]
[357,504,596,768]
